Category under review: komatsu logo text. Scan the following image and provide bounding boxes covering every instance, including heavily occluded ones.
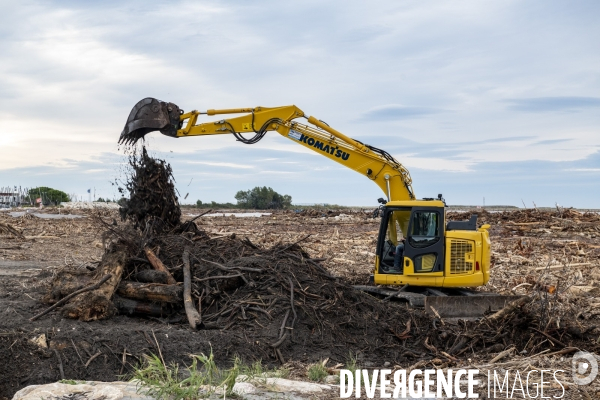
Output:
[289,130,350,161]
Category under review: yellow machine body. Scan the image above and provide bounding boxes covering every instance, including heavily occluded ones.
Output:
[373,201,491,288]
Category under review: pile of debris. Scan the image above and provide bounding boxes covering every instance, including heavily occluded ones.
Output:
[39,149,418,364]
[61,201,119,210]
[448,207,600,229]
[118,147,181,231]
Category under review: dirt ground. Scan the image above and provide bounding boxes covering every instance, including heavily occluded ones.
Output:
[1,207,599,398]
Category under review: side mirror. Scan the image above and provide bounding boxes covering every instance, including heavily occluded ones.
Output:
[377,197,386,204]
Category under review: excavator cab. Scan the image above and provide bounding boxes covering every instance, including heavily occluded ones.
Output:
[374,200,491,288]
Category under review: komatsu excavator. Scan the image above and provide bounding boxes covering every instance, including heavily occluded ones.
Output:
[120,98,516,317]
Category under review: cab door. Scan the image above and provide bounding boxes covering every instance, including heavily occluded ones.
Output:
[403,207,445,280]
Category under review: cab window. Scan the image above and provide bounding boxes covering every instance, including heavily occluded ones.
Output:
[408,211,439,248]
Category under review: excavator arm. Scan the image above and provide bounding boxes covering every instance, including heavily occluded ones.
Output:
[120,98,415,201]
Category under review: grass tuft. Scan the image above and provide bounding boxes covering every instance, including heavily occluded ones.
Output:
[131,351,296,399]
[132,348,242,399]
[345,351,359,374]
[307,362,328,382]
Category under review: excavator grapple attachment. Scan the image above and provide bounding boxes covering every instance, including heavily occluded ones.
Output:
[119,98,183,145]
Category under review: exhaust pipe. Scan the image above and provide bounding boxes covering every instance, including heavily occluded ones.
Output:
[119,98,183,145]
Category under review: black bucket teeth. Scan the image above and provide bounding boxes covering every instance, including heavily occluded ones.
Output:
[119,98,183,145]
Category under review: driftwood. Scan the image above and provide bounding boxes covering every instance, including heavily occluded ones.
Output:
[30,274,112,321]
[489,346,515,363]
[113,295,169,317]
[144,247,176,284]
[0,222,24,239]
[62,250,127,321]
[117,281,182,303]
[485,296,530,323]
[43,268,94,304]
[134,270,170,284]
[182,247,201,329]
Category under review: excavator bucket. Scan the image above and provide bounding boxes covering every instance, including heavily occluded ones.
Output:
[119,98,183,145]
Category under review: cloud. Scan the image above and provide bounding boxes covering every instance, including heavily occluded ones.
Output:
[533,139,572,145]
[184,161,255,169]
[1,1,599,207]
[566,168,600,172]
[504,97,600,112]
[477,136,536,144]
[360,104,444,121]
[411,151,600,208]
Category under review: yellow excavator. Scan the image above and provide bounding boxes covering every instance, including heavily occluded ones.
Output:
[120,98,513,317]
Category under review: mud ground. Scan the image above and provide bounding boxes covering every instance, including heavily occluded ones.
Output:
[1,207,599,399]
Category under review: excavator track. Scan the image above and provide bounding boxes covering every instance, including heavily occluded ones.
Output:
[353,285,524,319]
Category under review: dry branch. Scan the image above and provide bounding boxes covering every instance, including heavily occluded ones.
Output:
[485,296,530,323]
[182,247,201,329]
[489,347,515,363]
[145,247,176,284]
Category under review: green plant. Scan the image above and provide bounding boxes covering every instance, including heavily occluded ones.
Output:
[132,350,244,399]
[241,359,265,382]
[307,362,328,382]
[59,379,79,385]
[132,354,187,399]
[220,356,242,396]
[238,359,289,385]
[345,352,359,374]
[274,366,290,379]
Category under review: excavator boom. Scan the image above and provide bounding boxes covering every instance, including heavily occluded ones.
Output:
[120,97,415,202]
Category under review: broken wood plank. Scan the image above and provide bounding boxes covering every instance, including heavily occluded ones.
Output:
[144,247,177,284]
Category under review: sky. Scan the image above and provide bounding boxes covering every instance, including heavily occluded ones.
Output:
[1,0,599,208]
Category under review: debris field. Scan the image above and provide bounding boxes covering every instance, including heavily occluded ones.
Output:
[0,153,599,398]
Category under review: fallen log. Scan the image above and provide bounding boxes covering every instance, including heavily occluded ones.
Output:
[117,281,182,303]
[134,269,170,284]
[183,247,201,329]
[62,249,127,321]
[144,247,176,284]
[43,268,94,304]
[30,274,112,321]
[113,295,169,317]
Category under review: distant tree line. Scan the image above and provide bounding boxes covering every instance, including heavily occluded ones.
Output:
[26,187,69,206]
[196,186,292,210]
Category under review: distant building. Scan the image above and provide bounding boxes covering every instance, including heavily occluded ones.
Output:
[0,192,22,207]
